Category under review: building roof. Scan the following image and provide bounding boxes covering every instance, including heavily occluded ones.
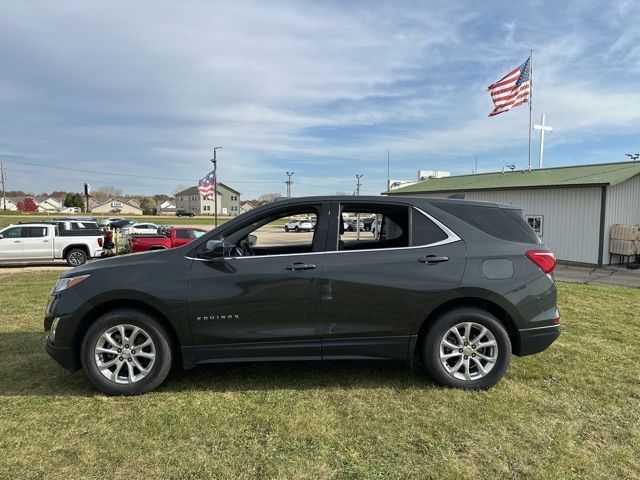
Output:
[385,161,640,195]
[175,183,240,197]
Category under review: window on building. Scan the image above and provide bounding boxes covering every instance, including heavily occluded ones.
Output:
[525,215,544,237]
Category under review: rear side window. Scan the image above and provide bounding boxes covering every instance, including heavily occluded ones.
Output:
[24,227,48,238]
[176,230,190,239]
[411,209,448,246]
[435,203,539,244]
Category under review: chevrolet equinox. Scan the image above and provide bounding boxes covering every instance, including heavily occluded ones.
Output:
[45,196,560,395]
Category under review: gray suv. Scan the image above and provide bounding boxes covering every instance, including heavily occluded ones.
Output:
[45,196,560,395]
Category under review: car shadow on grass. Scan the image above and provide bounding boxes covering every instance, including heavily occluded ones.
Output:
[0,331,433,397]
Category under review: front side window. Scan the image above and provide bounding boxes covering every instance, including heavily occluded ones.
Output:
[1,227,23,238]
[221,207,320,257]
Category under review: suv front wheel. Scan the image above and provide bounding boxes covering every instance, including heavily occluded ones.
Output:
[81,309,173,395]
[422,307,511,390]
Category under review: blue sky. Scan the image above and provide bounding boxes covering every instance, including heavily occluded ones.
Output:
[1,0,639,198]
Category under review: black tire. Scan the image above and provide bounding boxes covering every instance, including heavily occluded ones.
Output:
[80,308,173,396]
[421,307,511,390]
[66,248,87,266]
[284,226,289,232]
[295,226,299,232]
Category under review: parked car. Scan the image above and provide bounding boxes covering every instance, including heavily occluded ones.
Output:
[176,210,195,217]
[121,223,158,236]
[284,219,313,232]
[38,219,114,250]
[1,223,104,266]
[128,227,207,253]
[44,196,559,395]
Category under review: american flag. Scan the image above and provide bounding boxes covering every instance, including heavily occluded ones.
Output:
[197,170,216,199]
[487,57,531,117]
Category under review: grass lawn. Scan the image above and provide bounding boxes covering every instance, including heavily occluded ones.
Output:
[0,272,639,479]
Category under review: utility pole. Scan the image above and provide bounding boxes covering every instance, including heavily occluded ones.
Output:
[0,162,6,212]
[285,171,295,197]
[210,146,222,227]
[386,150,390,191]
[355,174,363,240]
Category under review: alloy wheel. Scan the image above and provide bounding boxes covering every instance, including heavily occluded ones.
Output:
[439,322,498,381]
[94,324,156,384]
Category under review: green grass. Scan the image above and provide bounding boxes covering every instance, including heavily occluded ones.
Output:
[1,273,639,479]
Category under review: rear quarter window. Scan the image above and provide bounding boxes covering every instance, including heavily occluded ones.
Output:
[434,203,539,244]
[411,209,448,245]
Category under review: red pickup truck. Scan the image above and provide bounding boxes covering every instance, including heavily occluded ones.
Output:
[128,227,207,253]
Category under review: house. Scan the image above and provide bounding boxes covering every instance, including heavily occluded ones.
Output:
[240,200,257,213]
[90,197,143,215]
[175,183,241,216]
[0,197,18,211]
[35,196,63,212]
[385,161,640,265]
[159,199,177,215]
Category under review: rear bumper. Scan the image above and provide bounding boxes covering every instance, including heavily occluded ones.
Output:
[45,336,80,371]
[517,324,561,356]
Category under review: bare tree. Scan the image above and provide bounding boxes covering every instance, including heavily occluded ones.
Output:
[173,184,190,195]
[258,193,283,203]
[94,185,123,200]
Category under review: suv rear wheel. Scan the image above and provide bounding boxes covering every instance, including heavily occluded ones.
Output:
[81,309,172,395]
[422,308,511,390]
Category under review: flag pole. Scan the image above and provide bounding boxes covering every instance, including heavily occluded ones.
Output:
[528,49,533,171]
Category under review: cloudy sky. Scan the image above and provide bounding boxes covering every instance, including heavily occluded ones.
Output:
[1,1,639,198]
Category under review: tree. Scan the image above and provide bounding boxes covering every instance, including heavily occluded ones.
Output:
[173,184,189,195]
[17,197,38,213]
[258,193,283,203]
[64,193,85,210]
[94,185,123,201]
[139,197,157,215]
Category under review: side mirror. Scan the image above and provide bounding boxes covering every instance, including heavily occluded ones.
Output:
[200,239,225,259]
[247,234,257,247]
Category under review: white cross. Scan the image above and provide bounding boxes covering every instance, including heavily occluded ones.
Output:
[533,114,553,168]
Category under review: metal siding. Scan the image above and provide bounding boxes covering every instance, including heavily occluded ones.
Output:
[410,187,602,264]
[604,174,640,263]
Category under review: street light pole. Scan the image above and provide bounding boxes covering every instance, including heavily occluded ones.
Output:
[210,146,222,227]
[286,171,295,197]
[355,174,363,240]
[0,162,6,213]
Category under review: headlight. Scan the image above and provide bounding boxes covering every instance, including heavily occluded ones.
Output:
[52,274,91,293]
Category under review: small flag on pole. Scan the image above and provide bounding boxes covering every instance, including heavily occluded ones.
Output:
[487,57,531,117]
[197,170,216,199]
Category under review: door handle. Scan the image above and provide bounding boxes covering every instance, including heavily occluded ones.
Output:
[43,240,50,243]
[419,255,449,264]
[14,240,21,243]
[285,262,317,271]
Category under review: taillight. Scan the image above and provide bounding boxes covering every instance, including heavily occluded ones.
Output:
[526,250,556,274]
[98,237,103,247]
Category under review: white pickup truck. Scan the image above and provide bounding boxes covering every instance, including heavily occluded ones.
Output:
[0,223,104,266]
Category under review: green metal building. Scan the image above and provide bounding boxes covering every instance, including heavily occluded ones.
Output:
[385,161,640,265]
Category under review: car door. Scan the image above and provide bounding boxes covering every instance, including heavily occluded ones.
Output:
[186,202,330,361]
[319,201,467,360]
[0,227,24,260]
[21,226,53,259]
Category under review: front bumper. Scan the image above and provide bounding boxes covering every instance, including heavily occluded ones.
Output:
[45,335,80,371]
[517,324,561,356]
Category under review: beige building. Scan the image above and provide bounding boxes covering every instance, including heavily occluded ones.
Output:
[175,183,241,216]
[90,197,143,215]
